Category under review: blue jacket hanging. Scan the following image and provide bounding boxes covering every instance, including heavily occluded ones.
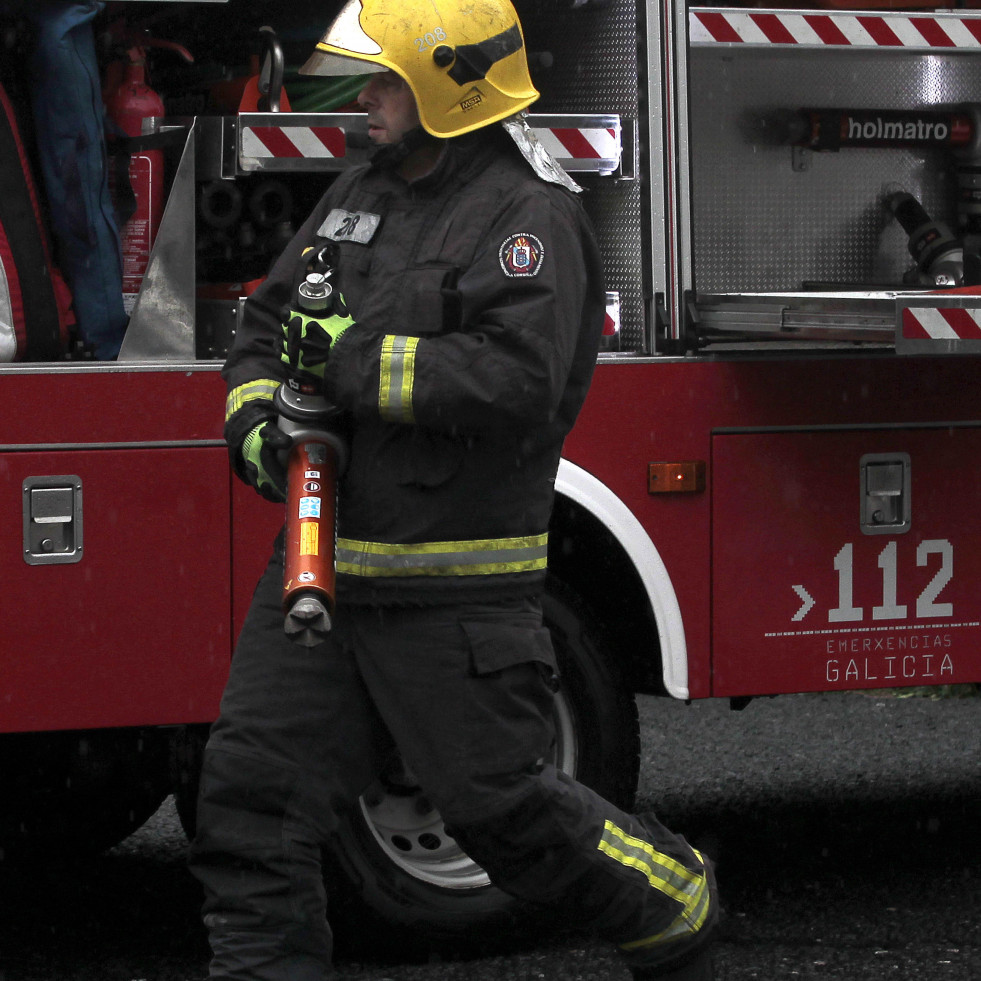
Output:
[17,1,128,358]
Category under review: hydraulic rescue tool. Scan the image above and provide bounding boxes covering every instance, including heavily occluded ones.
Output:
[886,190,964,287]
[275,248,347,646]
[785,107,975,153]
[765,103,981,284]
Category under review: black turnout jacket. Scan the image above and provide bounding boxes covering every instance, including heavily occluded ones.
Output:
[223,127,606,604]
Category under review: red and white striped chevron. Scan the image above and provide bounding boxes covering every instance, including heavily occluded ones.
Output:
[902,305,981,341]
[238,118,620,172]
[241,124,346,160]
[690,8,981,49]
[533,126,620,169]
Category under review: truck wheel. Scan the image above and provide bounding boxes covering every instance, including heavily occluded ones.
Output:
[325,574,640,957]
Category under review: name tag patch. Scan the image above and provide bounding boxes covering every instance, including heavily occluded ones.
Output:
[318,209,381,244]
[499,233,544,278]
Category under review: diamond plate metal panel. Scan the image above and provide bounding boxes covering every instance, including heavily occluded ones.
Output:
[582,180,647,352]
[519,0,647,351]
[519,0,640,116]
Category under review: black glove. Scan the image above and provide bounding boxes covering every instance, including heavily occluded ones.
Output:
[281,292,356,381]
[225,399,291,503]
[240,419,291,502]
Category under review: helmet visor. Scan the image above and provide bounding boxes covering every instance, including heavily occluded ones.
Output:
[299,0,388,77]
[300,49,387,76]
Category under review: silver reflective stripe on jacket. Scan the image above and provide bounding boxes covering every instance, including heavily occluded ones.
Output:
[378,335,418,423]
[225,378,281,421]
[337,533,549,577]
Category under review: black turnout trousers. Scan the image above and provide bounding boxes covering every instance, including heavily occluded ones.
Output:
[189,543,709,980]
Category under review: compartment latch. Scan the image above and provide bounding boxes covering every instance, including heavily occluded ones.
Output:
[23,475,83,564]
[860,453,910,535]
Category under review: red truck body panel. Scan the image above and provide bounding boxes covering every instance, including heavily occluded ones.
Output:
[563,354,981,699]
[3,351,979,733]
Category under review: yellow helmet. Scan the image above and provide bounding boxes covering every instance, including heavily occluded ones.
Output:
[299,0,540,138]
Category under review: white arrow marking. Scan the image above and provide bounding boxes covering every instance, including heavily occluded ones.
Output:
[791,584,815,622]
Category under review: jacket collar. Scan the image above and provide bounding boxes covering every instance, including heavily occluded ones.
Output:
[369,126,511,193]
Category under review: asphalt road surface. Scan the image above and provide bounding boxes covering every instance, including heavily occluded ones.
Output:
[3,689,980,981]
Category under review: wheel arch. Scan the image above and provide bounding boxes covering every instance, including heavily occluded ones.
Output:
[550,459,689,700]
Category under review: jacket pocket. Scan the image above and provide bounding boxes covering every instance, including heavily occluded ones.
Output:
[404,265,461,336]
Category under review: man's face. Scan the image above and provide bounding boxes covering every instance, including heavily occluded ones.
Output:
[358,71,421,145]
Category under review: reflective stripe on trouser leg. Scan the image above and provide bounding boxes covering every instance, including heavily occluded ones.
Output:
[430,766,702,947]
[601,823,711,953]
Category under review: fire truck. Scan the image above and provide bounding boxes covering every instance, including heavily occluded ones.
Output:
[2,0,980,953]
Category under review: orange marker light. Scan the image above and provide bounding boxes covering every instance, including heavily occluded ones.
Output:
[648,461,706,494]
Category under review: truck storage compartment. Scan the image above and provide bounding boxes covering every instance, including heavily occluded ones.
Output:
[684,9,981,348]
[711,425,981,696]
[1,445,231,733]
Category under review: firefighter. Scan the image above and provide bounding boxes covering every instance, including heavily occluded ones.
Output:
[188,1,718,978]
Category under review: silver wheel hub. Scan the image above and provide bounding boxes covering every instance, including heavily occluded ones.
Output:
[359,689,577,889]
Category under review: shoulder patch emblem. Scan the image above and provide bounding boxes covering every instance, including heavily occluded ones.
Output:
[499,233,544,278]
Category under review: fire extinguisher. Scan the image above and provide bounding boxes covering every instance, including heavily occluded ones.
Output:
[103,38,192,305]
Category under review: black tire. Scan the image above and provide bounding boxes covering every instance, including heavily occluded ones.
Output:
[0,728,171,863]
[324,574,640,957]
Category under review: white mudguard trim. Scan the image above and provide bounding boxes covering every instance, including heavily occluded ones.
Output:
[0,257,16,362]
[556,459,689,699]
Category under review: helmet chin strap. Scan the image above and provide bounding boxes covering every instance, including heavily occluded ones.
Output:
[369,125,443,170]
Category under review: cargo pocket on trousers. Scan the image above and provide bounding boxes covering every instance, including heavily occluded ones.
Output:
[459,619,559,779]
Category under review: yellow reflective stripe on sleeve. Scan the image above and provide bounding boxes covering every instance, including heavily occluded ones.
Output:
[225,378,281,421]
[598,823,710,949]
[378,335,418,423]
[336,533,548,577]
